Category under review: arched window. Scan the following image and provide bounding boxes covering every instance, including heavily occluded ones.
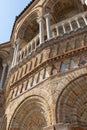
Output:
[60,62,67,72]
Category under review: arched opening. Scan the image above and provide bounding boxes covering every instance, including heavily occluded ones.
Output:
[45,0,84,25]
[52,0,84,23]
[56,75,87,130]
[17,12,39,50]
[9,96,51,130]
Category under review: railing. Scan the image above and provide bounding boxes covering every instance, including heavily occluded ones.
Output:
[17,34,40,63]
[51,11,87,38]
[16,11,87,64]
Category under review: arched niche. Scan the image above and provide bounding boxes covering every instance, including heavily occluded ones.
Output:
[56,75,87,129]
[9,96,51,130]
[45,0,85,24]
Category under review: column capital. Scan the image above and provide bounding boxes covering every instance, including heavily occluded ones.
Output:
[15,38,21,46]
[44,13,50,18]
[37,17,44,23]
[2,63,7,68]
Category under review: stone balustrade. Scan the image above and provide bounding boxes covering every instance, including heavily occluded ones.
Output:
[11,12,87,68]
[51,11,87,38]
[13,11,87,67]
[17,34,40,63]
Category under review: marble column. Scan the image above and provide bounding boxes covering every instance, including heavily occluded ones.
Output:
[0,64,7,89]
[11,39,20,68]
[44,13,52,40]
[37,17,44,44]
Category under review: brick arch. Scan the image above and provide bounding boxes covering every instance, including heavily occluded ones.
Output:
[8,95,51,130]
[56,73,87,128]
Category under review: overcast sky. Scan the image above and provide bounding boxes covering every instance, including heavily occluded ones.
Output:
[0,0,31,43]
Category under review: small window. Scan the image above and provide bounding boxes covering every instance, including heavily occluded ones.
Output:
[20,84,23,93]
[44,69,49,79]
[38,73,43,82]
[28,46,31,54]
[34,58,38,67]
[26,81,30,89]
[21,51,24,59]
[39,54,43,64]
[29,61,32,71]
[80,60,86,65]
[25,48,27,56]
[36,39,40,47]
[32,42,35,50]
[52,68,57,75]
[60,62,67,72]
[70,59,78,69]
[10,90,14,99]
[15,71,19,81]
[32,77,36,86]
[11,74,15,83]
[20,68,23,78]
[15,88,18,97]
[24,64,28,74]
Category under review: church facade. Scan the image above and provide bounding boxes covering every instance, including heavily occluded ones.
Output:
[0,0,87,130]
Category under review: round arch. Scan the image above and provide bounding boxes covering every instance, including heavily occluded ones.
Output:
[44,0,84,25]
[8,95,51,130]
[56,75,87,129]
[14,8,42,43]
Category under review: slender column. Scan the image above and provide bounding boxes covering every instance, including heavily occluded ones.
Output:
[82,15,87,25]
[62,23,66,34]
[44,13,52,40]
[30,42,33,52]
[11,39,20,67]
[37,17,44,44]
[75,18,80,28]
[56,26,60,37]
[0,64,7,89]
[68,21,73,31]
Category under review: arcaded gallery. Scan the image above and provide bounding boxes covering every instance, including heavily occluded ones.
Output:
[0,0,87,130]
